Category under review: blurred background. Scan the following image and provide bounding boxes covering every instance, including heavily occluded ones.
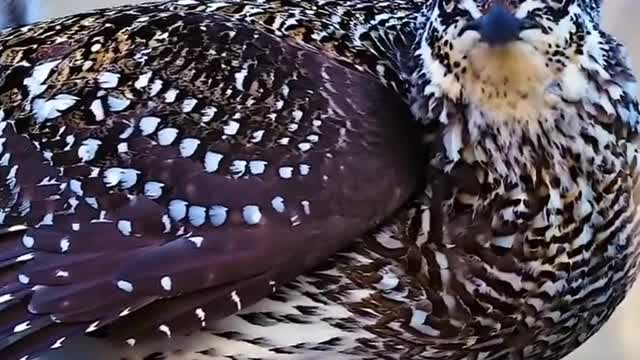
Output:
[7,0,640,359]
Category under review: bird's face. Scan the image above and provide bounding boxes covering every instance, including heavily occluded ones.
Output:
[414,0,609,121]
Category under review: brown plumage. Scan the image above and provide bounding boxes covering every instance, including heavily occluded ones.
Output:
[1,1,640,360]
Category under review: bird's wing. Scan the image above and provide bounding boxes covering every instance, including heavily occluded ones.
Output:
[0,5,423,359]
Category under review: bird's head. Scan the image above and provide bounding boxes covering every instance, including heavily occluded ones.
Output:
[410,0,638,129]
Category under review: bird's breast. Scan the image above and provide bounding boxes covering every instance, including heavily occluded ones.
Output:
[464,41,553,121]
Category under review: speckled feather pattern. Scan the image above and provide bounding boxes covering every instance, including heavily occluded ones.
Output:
[1,1,640,360]
[0,1,425,358]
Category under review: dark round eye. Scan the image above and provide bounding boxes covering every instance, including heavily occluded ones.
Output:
[440,0,457,13]
[549,0,569,8]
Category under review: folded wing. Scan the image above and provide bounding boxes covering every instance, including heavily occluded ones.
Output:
[0,5,423,359]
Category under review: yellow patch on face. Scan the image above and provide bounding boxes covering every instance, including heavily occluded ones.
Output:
[464,41,553,120]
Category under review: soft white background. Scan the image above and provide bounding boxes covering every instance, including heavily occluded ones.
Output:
[22,1,640,359]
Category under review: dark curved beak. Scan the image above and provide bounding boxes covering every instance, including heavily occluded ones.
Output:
[461,5,538,47]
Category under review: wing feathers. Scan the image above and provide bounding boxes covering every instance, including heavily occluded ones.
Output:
[0,3,424,359]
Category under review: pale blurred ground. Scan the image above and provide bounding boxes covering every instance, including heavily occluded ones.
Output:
[28,0,640,359]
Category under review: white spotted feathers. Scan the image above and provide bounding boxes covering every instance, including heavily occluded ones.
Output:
[0,1,423,359]
[1,0,639,360]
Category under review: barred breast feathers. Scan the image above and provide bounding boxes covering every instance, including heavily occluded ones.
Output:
[0,1,427,359]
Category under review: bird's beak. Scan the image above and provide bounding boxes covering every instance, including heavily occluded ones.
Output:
[461,5,537,47]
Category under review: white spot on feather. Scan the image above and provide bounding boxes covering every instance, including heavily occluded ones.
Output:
[196,308,206,326]
[374,229,404,249]
[493,236,515,249]
[188,206,207,227]
[55,270,70,278]
[277,137,290,145]
[157,128,179,146]
[139,117,161,136]
[119,125,135,139]
[119,307,132,317]
[158,325,172,338]
[16,253,35,262]
[201,106,217,122]
[234,66,249,90]
[144,181,164,200]
[248,160,267,175]
[33,94,79,123]
[299,164,310,175]
[107,96,130,112]
[301,200,311,215]
[90,99,105,121]
[82,60,94,71]
[164,89,179,103]
[103,168,140,188]
[51,337,66,349]
[97,72,120,88]
[209,206,228,227]
[188,236,204,248]
[297,142,312,152]
[37,213,54,226]
[134,71,153,90]
[230,160,247,178]
[162,214,171,233]
[168,200,188,221]
[179,138,200,157]
[230,290,242,310]
[13,321,31,333]
[161,276,172,291]
[24,61,60,97]
[375,271,400,290]
[250,130,265,143]
[442,121,463,163]
[204,152,224,172]
[149,79,163,96]
[60,238,70,253]
[409,310,440,336]
[242,206,262,225]
[117,280,134,293]
[223,120,240,135]
[117,142,128,153]
[77,139,102,162]
[126,338,136,347]
[0,153,10,166]
[117,220,133,236]
[22,235,35,248]
[181,98,198,113]
[291,109,304,122]
[85,197,99,209]
[18,274,30,284]
[271,197,285,213]
[278,167,293,179]
[85,321,100,333]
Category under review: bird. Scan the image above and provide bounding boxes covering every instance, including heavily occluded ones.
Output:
[0,0,638,360]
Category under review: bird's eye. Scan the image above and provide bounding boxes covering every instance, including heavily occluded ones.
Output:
[548,0,570,8]
[439,0,458,13]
